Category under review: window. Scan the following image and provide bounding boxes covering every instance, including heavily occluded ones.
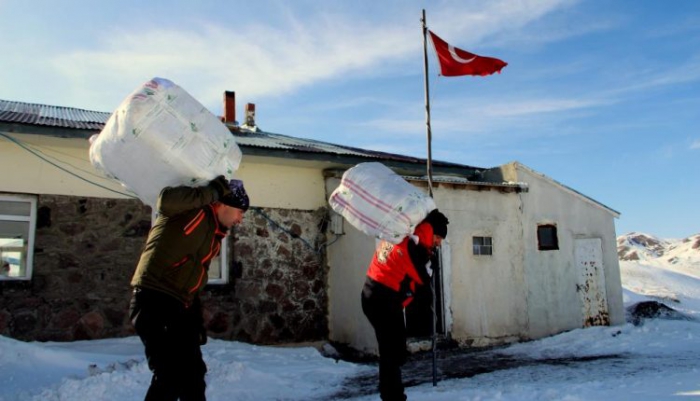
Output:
[208,236,229,284]
[537,224,559,251]
[151,210,229,284]
[0,195,37,280]
[472,236,493,256]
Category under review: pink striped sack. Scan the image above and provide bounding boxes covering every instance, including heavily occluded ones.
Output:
[329,162,436,244]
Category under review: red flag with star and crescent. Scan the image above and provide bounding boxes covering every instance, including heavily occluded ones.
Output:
[428,30,507,77]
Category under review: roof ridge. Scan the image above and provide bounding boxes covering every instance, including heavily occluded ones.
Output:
[0,98,111,115]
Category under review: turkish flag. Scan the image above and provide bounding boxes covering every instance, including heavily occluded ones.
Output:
[428,30,507,77]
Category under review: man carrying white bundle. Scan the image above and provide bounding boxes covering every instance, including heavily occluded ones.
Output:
[129,175,249,401]
[361,209,449,401]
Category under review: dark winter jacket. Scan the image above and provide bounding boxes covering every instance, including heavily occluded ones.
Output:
[130,182,227,306]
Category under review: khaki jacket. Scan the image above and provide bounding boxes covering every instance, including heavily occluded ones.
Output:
[131,183,227,306]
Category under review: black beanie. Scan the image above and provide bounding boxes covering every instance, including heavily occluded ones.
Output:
[424,209,449,238]
[221,179,250,211]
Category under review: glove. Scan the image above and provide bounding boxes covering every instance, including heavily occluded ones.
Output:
[399,275,414,300]
[209,175,232,199]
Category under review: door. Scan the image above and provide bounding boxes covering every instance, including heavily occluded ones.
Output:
[574,238,610,327]
[405,248,445,338]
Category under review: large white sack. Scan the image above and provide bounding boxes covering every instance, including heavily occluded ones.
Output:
[89,77,242,207]
[329,162,436,244]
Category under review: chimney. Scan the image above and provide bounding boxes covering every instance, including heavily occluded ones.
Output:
[223,91,236,124]
[244,103,256,127]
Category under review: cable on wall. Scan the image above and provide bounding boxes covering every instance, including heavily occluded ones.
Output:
[1,132,341,252]
[0,132,137,198]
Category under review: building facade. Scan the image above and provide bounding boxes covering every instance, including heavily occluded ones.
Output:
[0,98,623,353]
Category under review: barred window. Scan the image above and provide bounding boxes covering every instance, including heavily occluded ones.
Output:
[472,236,493,256]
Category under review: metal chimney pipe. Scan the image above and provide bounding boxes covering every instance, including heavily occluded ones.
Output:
[245,103,256,127]
[224,91,236,123]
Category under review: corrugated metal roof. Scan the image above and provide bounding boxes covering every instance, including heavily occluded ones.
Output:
[233,130,376,158]
[0,98,480,173]
[0,99,111,130]
[232,129,473,168]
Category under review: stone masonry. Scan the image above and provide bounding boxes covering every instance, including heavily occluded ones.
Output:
[203,207,329,344]
[0,195,330,345]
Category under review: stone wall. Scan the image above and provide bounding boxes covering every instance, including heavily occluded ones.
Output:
[0,195,330,345]
[203,207,329,344]
[0,195,151,341]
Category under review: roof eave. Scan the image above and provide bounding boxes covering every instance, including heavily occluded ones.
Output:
[240,145,481,177]
[0,122,98,139]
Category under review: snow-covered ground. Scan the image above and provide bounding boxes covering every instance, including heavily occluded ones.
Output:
[1,232,699,401]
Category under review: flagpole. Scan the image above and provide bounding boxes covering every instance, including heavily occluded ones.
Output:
[421,8,439,388]
[422,9,434,198]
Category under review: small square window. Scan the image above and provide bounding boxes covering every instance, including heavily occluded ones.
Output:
[473,236,493,256]
[537,224,559,251]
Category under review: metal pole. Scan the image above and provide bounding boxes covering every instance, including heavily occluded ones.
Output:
[421,9,439,387]
[422,9,434,198]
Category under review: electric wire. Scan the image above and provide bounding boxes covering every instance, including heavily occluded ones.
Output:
[0,132,340,253]
[0,132,340,252]
[250,207,341,254]
[0,132,137,198]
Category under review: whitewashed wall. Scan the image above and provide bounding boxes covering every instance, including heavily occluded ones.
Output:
[324,177,530,352]
[323,176,378,353]
[0,132,327,211]
[431,183,529,347]
[506,163,624,338]
[0,134,124,197]
[325,162,623,353]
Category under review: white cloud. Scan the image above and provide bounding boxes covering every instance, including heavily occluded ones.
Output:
[50,20,414,111]
[42,0,575,111]
[429,0,579,42]
[478,97,609,117]
[345,92,610,143]
[606,57,700,97]
[354,118,426,136]
[691,139,700,150]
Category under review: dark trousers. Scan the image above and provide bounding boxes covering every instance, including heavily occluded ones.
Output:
[129,288,207,401]
[362,277,408,401]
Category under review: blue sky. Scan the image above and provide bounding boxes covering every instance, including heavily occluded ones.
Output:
[1,0,698,239]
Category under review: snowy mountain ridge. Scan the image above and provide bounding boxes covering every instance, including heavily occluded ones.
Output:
[617,232,700,268]
[618,231,700,308]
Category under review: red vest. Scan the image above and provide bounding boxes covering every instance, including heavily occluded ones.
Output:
[366,222,434,293]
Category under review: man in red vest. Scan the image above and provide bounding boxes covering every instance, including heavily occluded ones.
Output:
[361,209,449,401]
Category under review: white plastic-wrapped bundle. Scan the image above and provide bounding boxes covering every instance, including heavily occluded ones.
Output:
[89,77,242,207]
[329,162,436,244]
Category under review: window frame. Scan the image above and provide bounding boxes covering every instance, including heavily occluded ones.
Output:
[150,210,229,285]
[537,224,559,251]
[0,194,37,281]
[207,235,230,285]
[472,236,493,256]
